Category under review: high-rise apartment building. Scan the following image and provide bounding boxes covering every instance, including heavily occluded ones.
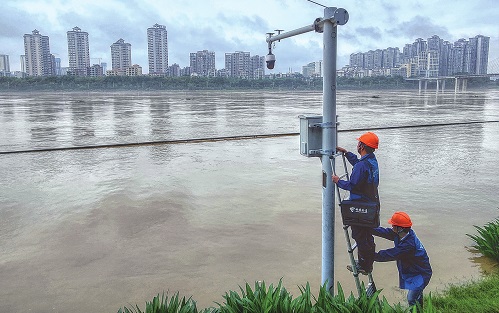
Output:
[110,38,131,72]
[20,55,26,72]
[147,24,168,75]
[54,57,61,76]
[382,47,400,69]
[412,38,427,58]
[401,44,412,64]
[439,41,452,76]
[23,29,54,76]
[450,39,467,74]
[350,52,364,68]
[250,55,265,79]
[225,51,250,78]
[67,26,90,76]
[189,50,215,76]
[0,54,10,74]
[427,35,443,52]
[101,62,107,74]
[468,35,489,75]
[372,49,383,69]
[364,50,375,69]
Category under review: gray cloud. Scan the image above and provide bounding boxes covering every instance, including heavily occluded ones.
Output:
[0,7,26,38]
[355,27,383,40]
[217,13,269,33]
[386,16,452,42]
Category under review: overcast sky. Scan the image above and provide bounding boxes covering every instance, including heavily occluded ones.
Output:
[1,0,498,73]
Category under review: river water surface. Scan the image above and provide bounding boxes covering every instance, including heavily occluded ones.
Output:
[0,90,498,312]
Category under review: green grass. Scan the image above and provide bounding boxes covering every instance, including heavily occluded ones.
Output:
[467,218,499,262]
[429,274,499,313]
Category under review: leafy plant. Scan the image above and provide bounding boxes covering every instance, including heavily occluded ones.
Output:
[214,279,295,313]
[117,292,202,313]
[467,218,499,263]
[119,280,444,313]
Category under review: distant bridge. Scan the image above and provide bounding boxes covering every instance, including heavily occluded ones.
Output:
[405,57,499,93]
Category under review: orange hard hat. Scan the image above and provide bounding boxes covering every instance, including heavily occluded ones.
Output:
[357,132,379,149]
[388,211,413,228]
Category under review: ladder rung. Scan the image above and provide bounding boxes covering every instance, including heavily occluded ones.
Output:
[338,173,348,179]
[343,225,350,230]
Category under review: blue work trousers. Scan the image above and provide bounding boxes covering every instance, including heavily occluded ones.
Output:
[351,226,375,272]
[407,288,424,312]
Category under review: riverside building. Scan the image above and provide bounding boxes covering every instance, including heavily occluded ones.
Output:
[23,29,54,76]
[110,38,132,74]
[0,54,9,76]
[147,24,168,75]
[189,50,215,77]
[67,26,90,76]
[224,51,265,79]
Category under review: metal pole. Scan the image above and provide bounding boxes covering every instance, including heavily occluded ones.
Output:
[266,7,347,295]
[321,6,337,294]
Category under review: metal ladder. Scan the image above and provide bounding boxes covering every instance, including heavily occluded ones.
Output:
[331,152,377,297]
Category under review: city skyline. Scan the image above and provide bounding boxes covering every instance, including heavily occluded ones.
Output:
[4,23,269,78]
[1,0,498,74]
[3,29,493,79]
[9,29,494,77]
[345,34,490,78]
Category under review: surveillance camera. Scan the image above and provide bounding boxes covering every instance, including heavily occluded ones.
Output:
[266,53,275,70]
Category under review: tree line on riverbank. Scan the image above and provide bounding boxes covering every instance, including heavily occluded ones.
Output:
[0,75,495,91]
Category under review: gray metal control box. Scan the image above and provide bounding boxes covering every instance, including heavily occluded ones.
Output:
[299,115,323,157]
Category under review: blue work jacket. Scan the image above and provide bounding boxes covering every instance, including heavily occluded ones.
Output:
[372,227,432,290]
[338,152,379,202]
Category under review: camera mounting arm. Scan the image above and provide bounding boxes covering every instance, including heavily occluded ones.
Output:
[266,9,348,44]
[266,18,323,44]
[265,8,348,70]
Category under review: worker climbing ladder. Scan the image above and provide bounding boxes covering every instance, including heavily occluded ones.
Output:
[331,152,377,297]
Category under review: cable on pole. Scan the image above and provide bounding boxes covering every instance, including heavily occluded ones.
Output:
[305,0,327,7]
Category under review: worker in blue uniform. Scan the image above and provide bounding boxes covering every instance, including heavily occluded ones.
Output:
[332,131,379,274]
[373,211,432,310]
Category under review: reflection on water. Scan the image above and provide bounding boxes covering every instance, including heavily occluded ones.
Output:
[150,100,171,138]
[0,90,498,312]
[71,100,96,142]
